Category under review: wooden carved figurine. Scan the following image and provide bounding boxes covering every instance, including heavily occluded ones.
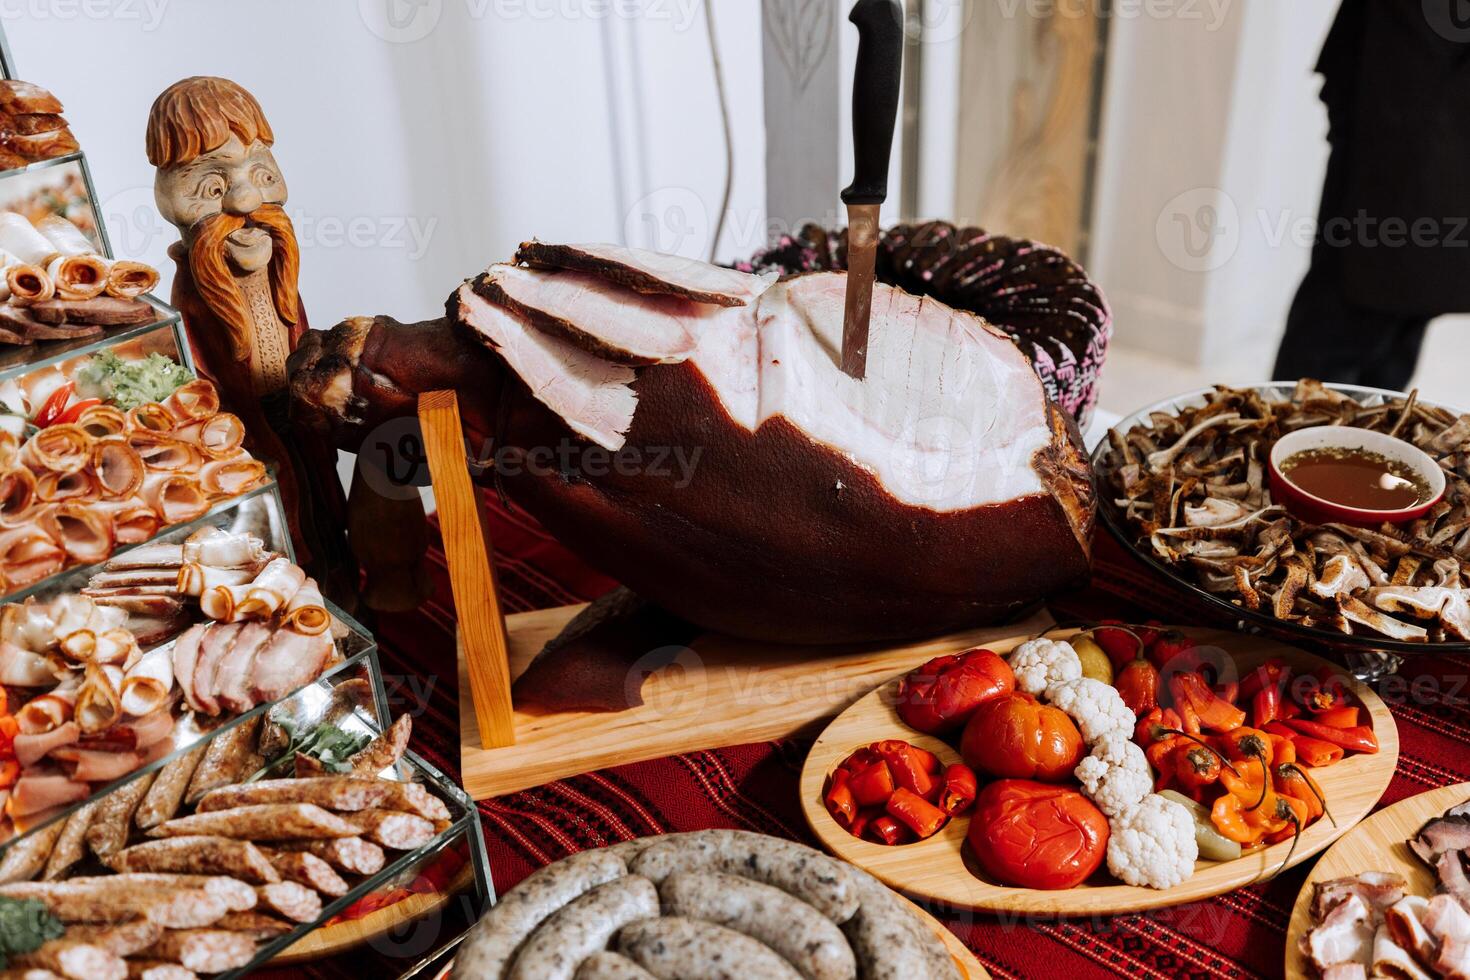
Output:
[146,76,356,604]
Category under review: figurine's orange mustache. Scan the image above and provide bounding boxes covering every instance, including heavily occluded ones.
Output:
[189,205,300,363]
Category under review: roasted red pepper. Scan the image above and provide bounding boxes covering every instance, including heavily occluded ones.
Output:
[50,397,101,427]
[1264,721,1344,768]
[886,787,949,839]
[1170,672,1245,733]
[1148,630,1199,673]
[866,815,908,846]
[1309,705,1360,729]
[1115,653,1160,716]
[894,649,1016,734]
[33,381,75,428]
[875,741,938,799]
[1283,718,1378,754]
[1242,660,1288,728]
[824,769,858,828]
[937,763,978,816]
[1091,621,1144,669]
[847,760,896,808]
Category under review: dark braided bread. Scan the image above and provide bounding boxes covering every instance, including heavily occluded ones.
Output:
[735,220,1111,425]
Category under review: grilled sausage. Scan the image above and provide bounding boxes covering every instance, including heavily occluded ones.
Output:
[659,871,856,980]
[10,938,125,980]
[0,820,66,884]
[213,910,294,939]
[573,952,659,979]
[108,837,280,884]
[260,850,348,897]
[348,714,411,775]
[507,875,659,980]
[145,803,358,841]
[196,776,449,822]
[0,881,225,928]
[142,929,255,973]
[86,772,157,860]
[272,837,384,876]
[41,803,99,881]
[134,746,206,830]
[63,874,256,913]
[60,920,165,956]
[341,809,433,850]
[256,881,321,923]
[627,831,859,923]
[617,916,803,980]
[457,849,628,980]
[183,717,261,805]
[123,961,198,980]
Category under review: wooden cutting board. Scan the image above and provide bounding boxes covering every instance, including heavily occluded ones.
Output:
[801,627,1400,916]
[457,605,1053,800]
[1284,781,1470,979]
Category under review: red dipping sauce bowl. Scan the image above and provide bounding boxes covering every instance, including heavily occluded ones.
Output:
[1268,426,1445,527]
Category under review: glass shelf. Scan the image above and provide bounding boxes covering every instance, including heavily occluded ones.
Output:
[0,152,86,188]
[0,597,382,857]
[2,477,292,608]
[0,295,189,387]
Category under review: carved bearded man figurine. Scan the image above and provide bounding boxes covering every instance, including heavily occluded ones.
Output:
[146,76,354,602]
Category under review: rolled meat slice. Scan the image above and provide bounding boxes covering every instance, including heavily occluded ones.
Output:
[5,263,52,305]
[121,705,175,752]
[108,835,280,883]
[126,403,173,433]
[92,438,144,499]
[50,746,142,782]
[34,469,99,503]
[119,645,173,717]
[38,502,114,564]
[13,721,79,766]
[173,413,244,459]
[20,424,91,475]
[0,524,65,589]
[92,498,161,545]
[9,773,89,818]
[127,431,201,473]
[34,216,92,256]
[140,472,210,526]
[0,466,36,526]
[181,526,264,567]
[74,661,123,734]
[160,380,219,424]
[103,261,159,300]
[45,254,108,301]
[15,688,75,731]
[198,455,266,498]
[0,213,57,265]
[236,557,305,620]
[74,403,125,439]
[282,579,329,636]
[177,563,253,598]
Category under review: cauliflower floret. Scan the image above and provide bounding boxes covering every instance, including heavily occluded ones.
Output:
[1008,638,1082,696]
[1044,677,1134,742]
[1074,733,1153,817]
[1106,793,1199,890]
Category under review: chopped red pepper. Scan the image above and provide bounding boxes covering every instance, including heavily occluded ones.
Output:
[865,815,908,846]
[1239,658,1287,701]
[50,397,101,427]
[824,769,858,828]
[937,763,977,816]
[33,381,75,428]
[886,787,949,839]
[1283,718,1378,754]
[847,760,896,808]
[876,741,938,799]
[1309,705,1360,729]
[1170,672,1245,733]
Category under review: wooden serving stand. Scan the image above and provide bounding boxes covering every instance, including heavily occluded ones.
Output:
[417,390,1052,801]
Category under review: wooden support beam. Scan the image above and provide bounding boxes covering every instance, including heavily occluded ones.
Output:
[417,390,515,749]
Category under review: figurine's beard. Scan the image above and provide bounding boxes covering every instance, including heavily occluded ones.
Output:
[189,206,300,363]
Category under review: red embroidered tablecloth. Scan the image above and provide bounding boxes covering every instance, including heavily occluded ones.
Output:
[303,503,1470,980]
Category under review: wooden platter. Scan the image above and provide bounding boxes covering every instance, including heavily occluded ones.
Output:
[800,627,1400,916]
[273,864,476,965]
[1284,782,1470,979]
[456,604,1053,800]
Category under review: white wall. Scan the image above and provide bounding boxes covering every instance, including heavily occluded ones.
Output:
[1,0,769,330]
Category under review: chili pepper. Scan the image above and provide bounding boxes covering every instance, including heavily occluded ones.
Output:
[866,815,908,846]
[1239,658,1288,701]
[840,746,882,773]
[1174,744,1224,791]
[876,742,938,798]
[1215,680,1239,705]
[1115,653,1160,716]
[1219,761,1281,827]
[824,769,858,829]
[1170,672,1246,733]
[1293,667,1349,712]
[1217,728,1275,809]
[1282,718,1378,754]
[1135,707,1183,747]
[1145,734,1187,777]
[886,787,949,839]
[1149,630,1199,673]
[1091,622,1144,670]
[50,397,101,427]
[1211,793,1266,846]
[1278,698,1301,720]
[1275,762,1332,826]
[847,761,895,808]
[1267,725,1343,768]
[848,809,874,840]
[937,764,977,816]
[1134,620,1165,650]
[32,381,75,428]
[1173,692,1202,735]
[1309,705,1360,729]
[1261,795,1308,881]
[1265,731,1296,767]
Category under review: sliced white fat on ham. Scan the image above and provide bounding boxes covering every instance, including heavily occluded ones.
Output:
[1385,896,1440,970]
[1428,892,1470,945]
[455,283,638,450]
[250,627,333,704]
[191,622,244,716]
[1307,893,1376,976]
[170,623,207,712]
[213,621,272,714]
[478,264,702,364]
[515,240,776,308]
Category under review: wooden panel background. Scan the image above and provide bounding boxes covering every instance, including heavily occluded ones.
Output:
[954,0,1106,258]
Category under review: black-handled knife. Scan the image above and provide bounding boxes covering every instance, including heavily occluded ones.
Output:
[840,0,904,380]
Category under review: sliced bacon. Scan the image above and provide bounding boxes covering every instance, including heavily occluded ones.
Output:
[13,721,79,767]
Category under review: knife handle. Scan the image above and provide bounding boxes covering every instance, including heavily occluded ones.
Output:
[841,0,904,207]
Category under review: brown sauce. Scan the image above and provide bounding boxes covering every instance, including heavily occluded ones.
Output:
[1281,447,1427,511]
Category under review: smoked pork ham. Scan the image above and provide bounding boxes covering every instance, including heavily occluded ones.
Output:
[293,243,1095,643]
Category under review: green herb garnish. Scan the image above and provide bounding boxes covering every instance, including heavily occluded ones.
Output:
[74,351,193,411]
[0,896,64,967]
[245,718,371,783]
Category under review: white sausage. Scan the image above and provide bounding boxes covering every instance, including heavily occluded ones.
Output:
[507,875,658,980]
[617,916,803,980]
